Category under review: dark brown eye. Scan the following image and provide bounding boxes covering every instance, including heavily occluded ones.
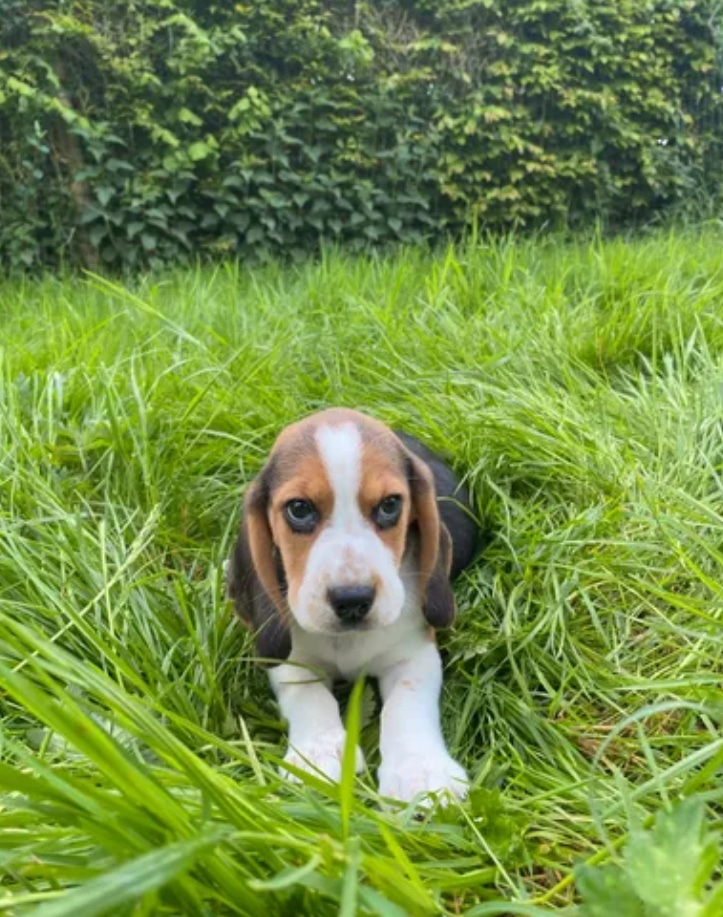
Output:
[284,499,318,533]
[373,495,403,529]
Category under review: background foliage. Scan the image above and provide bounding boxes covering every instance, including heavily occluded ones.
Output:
[0,0,721,271]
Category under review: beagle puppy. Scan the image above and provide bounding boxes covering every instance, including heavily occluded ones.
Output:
[228,408,479,803]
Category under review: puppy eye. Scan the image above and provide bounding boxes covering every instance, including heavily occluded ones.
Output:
[284,499,318,533]
[373,494,403,529]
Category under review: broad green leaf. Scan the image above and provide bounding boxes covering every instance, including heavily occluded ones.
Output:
[576,863,645,917]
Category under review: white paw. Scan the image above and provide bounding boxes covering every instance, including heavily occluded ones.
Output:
[378,750,468,804]
[280,729,365,784]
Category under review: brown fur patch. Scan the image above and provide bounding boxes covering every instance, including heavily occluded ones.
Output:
[266,448,332,607]
[358,436,411,563]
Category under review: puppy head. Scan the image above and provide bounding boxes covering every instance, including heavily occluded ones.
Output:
[228,408,455,655]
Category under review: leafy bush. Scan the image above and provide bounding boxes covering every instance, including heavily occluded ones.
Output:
[0,0,721,270]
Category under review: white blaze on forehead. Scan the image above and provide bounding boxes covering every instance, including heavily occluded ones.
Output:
[315,423,364,531]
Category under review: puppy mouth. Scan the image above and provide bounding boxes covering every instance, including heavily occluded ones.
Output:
[336,617,374,632]
[319,615,378,635]
[326,609,404,635]
[291,612,383,636]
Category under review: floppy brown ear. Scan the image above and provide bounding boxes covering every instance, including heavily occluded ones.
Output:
[227,469,291,661]
[406,455,457,628]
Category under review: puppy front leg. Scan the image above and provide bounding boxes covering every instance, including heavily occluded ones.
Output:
[378,639,468,804]
[269,663,365,784]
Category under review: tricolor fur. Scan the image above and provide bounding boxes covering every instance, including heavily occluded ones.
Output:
[228,408,479,803]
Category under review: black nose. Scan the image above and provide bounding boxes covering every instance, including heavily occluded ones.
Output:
[327,585,375,624]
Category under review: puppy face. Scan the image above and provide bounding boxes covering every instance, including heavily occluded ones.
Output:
[229,408,456,656]
[269,412,412,632]
[233,408,450,642]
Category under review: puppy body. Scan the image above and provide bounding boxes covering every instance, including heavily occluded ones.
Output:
[228,408,478,802]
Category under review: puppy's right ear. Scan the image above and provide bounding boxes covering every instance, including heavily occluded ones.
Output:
[227,466,291,662]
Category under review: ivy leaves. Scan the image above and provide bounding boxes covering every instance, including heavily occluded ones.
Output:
[0,0,720,270]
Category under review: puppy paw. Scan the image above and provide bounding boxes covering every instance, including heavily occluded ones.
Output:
[281,729,365,784]
[378,750,468,804]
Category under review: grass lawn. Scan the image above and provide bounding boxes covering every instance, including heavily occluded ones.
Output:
[1,229,723,915]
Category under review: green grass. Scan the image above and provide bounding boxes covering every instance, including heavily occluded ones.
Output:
[1,228,723,915]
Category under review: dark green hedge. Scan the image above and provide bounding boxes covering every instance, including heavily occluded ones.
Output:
[1,0,721,270]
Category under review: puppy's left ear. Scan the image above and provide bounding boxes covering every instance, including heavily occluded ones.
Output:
[405,454,457,628]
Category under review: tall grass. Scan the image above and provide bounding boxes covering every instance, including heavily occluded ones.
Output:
[1,228,723,914]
